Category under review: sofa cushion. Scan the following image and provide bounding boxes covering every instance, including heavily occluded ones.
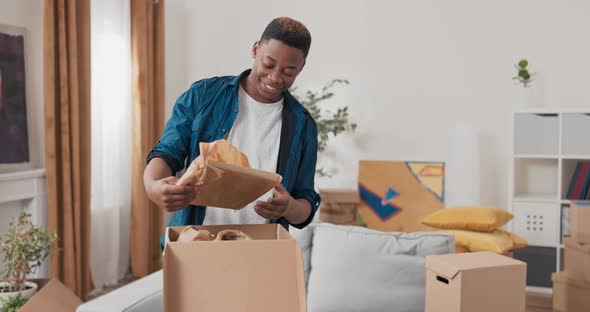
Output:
[76,270,163,312]
[307,223,454,312]
[289,225,314,288]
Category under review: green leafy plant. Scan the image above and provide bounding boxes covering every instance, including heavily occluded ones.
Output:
[0,212,57,293]
[0,293,28,311]
[291,79,357,177]
[513,59,534,88]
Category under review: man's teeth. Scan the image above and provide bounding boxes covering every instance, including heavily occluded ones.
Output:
[265,83,277,90]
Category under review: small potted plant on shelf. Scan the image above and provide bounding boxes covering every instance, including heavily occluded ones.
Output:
[0,211,57,309]
[512,59,539,108]
[513,59,534,88]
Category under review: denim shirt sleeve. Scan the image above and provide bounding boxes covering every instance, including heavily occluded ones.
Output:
[146,83,199,175]
[289,115,321,229]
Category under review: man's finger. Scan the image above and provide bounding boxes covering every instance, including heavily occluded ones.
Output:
[254,205,273,219]
[164,184,194,195]
[274,183,288,195]
[267,197,287,206]
[163,194,190,203]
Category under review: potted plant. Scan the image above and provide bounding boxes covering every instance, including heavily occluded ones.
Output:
[0,211,57,308]
[291,79,357,177]
[513,59,533,88]
[512,59,538,108]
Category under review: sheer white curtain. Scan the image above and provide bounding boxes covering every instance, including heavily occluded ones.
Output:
[90,0,132,291]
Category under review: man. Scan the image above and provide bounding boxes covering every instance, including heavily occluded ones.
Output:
[143,17,320,248]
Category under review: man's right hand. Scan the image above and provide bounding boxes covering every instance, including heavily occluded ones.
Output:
[146,176,197,212]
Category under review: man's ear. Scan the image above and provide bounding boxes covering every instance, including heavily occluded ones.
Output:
[252,41,260,59]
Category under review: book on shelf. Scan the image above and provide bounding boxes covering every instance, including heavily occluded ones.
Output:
[567,162,590,200]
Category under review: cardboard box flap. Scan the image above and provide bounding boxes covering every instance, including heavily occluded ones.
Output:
[564,237,590,252]
[426,252,525,279]
[552,272,590,289]
[425,255,461,280]
[19,279,82,312]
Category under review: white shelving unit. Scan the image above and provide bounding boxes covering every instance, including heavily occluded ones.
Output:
[509,109,590,289]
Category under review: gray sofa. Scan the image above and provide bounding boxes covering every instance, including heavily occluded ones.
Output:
[77,223,454,312]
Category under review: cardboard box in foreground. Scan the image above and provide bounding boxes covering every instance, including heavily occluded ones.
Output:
[552,271,590,312]
[19,278,82,312]
[425,251,526,312]
[163,224,306,312]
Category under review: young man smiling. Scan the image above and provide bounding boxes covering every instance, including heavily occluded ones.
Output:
[143,17,320,247]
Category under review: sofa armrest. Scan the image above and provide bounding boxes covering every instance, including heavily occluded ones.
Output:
[76,270,163,312]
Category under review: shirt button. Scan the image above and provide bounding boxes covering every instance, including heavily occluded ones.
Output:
[234,109,238,113]
[221,129,226,133]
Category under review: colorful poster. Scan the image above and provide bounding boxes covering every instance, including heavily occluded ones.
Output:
[358,161,445,232]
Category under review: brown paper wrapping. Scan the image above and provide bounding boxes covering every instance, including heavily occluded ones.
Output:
[176,140,282,209]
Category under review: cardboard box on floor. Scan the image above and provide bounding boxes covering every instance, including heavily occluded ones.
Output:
[552,272,590,312]
[564,237,590,282]
[425,251,526,312]
[163,224,306,312]
[19,278,82,312]
[571,201,590,243]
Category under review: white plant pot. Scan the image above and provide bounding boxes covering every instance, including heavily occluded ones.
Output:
[0,281,38,308]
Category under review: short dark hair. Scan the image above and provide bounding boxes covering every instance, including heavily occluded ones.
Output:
[260,17,311,58]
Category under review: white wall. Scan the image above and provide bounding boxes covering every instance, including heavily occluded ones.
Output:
[165,0,590,209]
[0,0,44,169]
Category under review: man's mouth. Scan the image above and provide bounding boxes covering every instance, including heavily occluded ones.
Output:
[263,83,279,91]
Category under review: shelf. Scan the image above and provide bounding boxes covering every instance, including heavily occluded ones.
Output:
[514,158,558,198]
[562,113,590,155]
[513,194,558,203]
[560,159,590,200]
[514,154,559,159]
[514,113,559,155]
[562,155,590,160]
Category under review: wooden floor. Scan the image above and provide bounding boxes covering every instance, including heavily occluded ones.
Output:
[527,291,552,312]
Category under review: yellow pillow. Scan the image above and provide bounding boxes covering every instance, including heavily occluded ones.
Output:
[445,229,527,254]
[507,231,528,250]
[421,206,513,232]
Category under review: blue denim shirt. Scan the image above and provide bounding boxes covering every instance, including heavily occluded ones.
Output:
[147,70,321,248]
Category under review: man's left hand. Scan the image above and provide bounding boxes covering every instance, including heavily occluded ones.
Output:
[254,184,293,220]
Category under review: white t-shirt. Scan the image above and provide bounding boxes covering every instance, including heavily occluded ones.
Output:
[203,84,283,225]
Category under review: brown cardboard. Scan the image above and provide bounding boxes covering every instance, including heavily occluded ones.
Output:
[552,271,590,312]
[425,251,526,312]
[319,189,359,224]
[19,278,82,312]
[163,224,306,312]
[319,189,359,203]
[571,201,590,243]
[564,237,590,282]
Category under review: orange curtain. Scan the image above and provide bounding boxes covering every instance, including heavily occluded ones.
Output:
[130,0,166,277]
[43,0,92,300]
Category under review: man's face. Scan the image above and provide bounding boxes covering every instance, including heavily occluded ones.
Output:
[247,39,306,103]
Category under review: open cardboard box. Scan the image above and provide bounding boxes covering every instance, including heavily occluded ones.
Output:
[18,278,82,312]
[163,224,306,312]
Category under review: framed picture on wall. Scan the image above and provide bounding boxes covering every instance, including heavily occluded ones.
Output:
[0,24,33,172]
